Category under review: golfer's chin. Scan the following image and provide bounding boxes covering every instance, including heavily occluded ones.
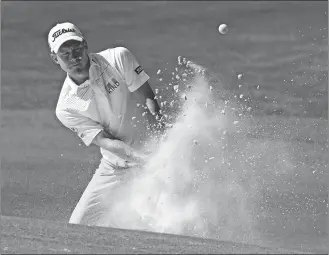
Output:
[69,62,86,72]
[69,62,81,69]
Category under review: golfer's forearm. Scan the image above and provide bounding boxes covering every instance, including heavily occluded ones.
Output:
[92,131,132,158]
[146,98,162,120]
[134,81,161,118]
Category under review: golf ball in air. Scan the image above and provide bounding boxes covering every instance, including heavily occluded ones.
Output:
[218,24,228,34]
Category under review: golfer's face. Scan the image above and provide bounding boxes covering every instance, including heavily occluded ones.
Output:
[57,40,89,73]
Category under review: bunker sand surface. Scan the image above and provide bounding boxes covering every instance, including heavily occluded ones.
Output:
[1,216,308,254]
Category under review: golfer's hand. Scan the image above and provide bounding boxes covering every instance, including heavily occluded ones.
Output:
[122,153,151,168]
[121,161,141,168]
[124,146,150,165]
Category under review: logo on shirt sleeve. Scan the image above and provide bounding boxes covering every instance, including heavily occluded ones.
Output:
[134,66,144,75]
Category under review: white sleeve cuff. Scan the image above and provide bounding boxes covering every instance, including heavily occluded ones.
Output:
[80,129,103,146]
[128,73,150,92]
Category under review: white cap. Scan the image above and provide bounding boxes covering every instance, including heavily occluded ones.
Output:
[48,22,84,53]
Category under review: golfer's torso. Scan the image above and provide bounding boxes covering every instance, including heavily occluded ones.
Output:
[59,48,150,165]
[91,71,147,147]
[85,51,149,160]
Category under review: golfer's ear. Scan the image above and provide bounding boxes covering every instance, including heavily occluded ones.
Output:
[50,52,59,64]
[83,40,88,49]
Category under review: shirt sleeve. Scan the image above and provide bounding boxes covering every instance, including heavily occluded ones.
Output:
[56,109,103,146]
[118,47,150,92]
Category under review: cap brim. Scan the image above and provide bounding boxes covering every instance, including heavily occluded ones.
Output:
[53,35,83,53]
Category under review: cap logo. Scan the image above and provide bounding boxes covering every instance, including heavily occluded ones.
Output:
[52,28,77,42]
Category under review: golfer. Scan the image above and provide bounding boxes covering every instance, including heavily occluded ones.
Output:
[48,22,167,227]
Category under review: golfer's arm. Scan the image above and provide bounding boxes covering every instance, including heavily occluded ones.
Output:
[135,81,162,119]
[92,131,133,158]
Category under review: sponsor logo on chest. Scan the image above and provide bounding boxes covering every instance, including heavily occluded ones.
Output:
[105,77,120,94]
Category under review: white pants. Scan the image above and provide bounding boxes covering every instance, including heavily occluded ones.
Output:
[69,157,142,228]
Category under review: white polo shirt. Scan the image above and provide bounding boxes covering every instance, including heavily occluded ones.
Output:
[55,47,151,167]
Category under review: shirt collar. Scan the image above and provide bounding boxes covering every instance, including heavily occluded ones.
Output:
[89,53,101,67]
[65,75,87,94]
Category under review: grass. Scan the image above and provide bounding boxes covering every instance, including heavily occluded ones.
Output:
[1,1,328,253]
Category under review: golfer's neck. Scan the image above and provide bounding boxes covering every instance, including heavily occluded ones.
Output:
[70,72,89,86]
